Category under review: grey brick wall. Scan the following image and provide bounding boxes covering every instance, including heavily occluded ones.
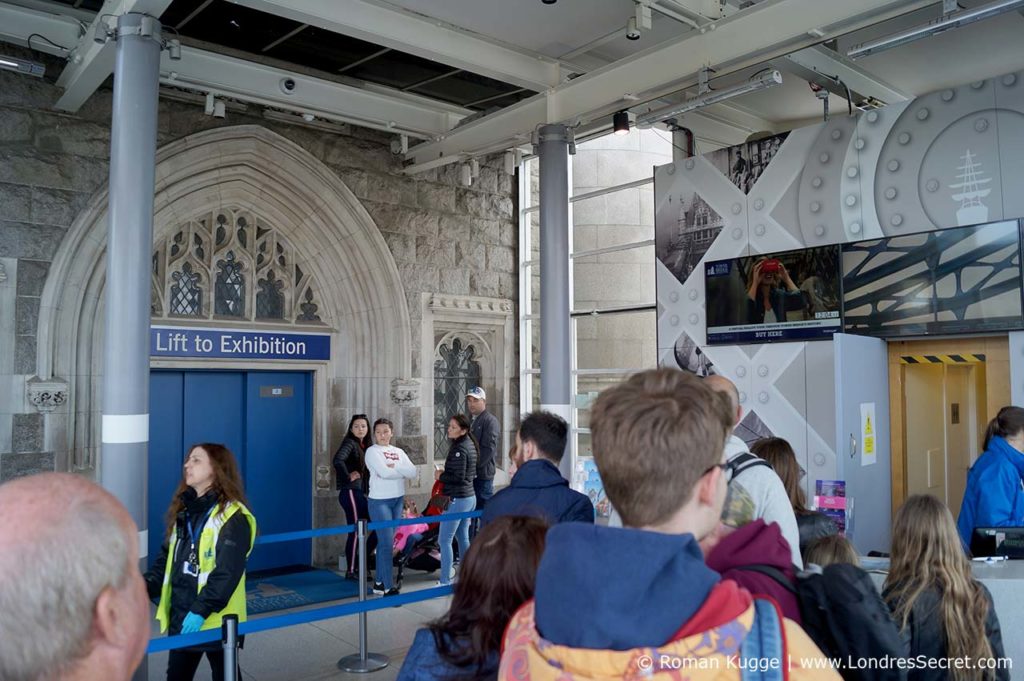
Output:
[0,46,519,481]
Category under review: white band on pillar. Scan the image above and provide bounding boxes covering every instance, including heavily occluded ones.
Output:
[101,414,150,444]
[540,403,572,420]
[139,530,148,559]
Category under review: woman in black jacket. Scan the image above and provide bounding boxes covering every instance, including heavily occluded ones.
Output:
[752,437,837,557]
[884,495,1008,681]
[436,413,478,586]
[144,443,256,681]
[333,414,375,580]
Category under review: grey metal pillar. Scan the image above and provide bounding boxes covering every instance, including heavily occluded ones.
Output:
[669,123,695,163]
[537,124,574,480]
[100,10,162,576]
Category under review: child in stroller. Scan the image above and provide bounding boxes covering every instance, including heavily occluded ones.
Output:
[394,499,440,585]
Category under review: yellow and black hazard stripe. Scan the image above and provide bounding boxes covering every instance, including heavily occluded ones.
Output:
[900,354,986,364]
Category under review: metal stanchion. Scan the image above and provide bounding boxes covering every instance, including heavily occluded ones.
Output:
[222,614,240,681]
[338,519,389,672]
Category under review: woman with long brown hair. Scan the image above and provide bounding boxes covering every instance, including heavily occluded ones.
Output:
[333,413,375,580]
[751,437,837,556]
[884,495,1008,681]
[144,443,257,681]
[397,515,549,681]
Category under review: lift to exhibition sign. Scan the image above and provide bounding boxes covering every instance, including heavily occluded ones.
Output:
[150,326,330,361]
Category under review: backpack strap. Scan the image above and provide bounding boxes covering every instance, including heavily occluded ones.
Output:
[732,564,799,595]
[741,598,787,681]
[731,452,772,479]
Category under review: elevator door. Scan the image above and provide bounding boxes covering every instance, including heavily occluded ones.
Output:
[148,370,312,572]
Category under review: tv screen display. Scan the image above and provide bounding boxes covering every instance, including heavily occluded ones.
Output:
[842,220,1024,338]
[704,245,842,345]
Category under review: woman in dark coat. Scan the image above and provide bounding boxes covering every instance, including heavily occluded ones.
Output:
[333,414,374,580]
[397,516,548,681]
[752,437,837,558]
[144,443,256,681]
[436,413,478,586]
[884,495,1008,681]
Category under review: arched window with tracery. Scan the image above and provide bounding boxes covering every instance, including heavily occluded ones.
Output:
[152,207,327,326]
[433,337,482,460]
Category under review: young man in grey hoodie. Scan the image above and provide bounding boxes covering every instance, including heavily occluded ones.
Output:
[705,374,803,568]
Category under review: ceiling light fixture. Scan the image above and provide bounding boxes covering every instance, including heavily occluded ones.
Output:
[635,70,783,128]
[542,0,557,4]
[0,55,45,78]
[848,0,1024,59]
[613,110,631,135]
[626,16,641,40]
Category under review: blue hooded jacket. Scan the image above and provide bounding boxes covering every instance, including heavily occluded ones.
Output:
[534,523,720,649]
[957,436,1024,548]
[481,459,594,527]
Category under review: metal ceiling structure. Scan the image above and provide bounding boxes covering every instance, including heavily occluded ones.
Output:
[1,0,1022,172]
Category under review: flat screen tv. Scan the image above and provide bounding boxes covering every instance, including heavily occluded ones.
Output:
[704,245,842,345]
[842,220,1024,338]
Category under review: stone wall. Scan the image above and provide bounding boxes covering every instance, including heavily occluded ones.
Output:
[0,45,518,496]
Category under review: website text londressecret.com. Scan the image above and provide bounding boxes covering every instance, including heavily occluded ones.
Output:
[635,654,1013,673]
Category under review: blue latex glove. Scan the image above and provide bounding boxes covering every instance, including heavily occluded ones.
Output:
[181,612,205,634]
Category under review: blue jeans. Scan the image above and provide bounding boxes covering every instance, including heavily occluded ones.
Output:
[440,495,476,585]
[368,496,403,590]
[473,477,494,509]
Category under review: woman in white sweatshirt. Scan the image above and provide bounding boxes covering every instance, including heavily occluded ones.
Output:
[365,417,417,595]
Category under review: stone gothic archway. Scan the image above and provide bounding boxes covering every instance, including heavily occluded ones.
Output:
[35,125,412,471]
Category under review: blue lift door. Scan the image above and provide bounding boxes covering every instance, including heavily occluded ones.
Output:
[148,370,312,571]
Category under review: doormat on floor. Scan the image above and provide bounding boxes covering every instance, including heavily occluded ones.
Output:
[246,565,359,614]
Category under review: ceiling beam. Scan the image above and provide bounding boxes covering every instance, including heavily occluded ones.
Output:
[224,0,563,91]
[778,45,910,105]
[53,0,174,112]
[2,0,96,24]
[403,0,933,172]
[0,2,467,136]
[0,2,82,58]
[160,45,463,138]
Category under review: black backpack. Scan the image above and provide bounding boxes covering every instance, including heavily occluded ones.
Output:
[736,562,908,681]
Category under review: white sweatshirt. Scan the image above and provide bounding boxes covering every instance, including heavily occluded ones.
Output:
[725,434,804,569]
[365,444,418,499]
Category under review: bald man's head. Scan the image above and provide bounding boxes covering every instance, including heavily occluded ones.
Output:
[0,473,149,681]
[704,374,742,427]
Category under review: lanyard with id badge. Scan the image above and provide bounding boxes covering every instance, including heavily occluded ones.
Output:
[182,507,215,577]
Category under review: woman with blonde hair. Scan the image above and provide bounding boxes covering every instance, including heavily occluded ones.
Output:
[144,443,257,681]
[884,495,1008,681]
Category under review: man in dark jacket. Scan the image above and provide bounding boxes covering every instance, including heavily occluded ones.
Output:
[467,386,498,516]
[482,411,594,526]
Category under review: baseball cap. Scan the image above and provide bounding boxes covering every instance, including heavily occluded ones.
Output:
[466,386,486,400]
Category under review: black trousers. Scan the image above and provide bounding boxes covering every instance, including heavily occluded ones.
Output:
[166,649,240,681]
[338,487,377,574]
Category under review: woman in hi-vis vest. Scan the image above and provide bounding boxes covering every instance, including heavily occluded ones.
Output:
[144,443,257,681]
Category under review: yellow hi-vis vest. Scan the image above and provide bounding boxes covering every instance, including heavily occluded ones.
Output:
[156,501,257,634]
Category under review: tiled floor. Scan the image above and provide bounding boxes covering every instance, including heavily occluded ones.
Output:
[145,570,451,681]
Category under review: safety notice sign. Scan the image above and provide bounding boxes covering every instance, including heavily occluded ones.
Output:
[860,402,876,467]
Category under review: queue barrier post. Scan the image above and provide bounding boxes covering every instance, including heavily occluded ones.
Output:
[337,519,389,673]
[222,614,240,680]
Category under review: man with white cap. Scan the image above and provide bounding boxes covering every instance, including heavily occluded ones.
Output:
[466,386,499,528]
